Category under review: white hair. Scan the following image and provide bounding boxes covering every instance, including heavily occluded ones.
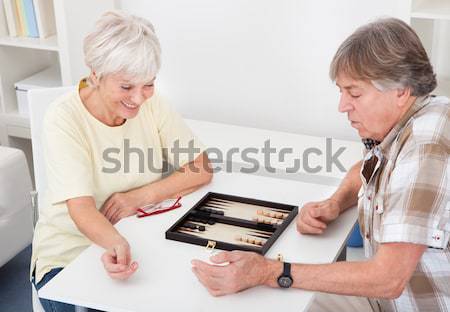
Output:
[83,10,161,83]
[371,79,406,92]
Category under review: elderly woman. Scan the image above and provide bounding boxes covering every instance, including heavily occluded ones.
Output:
[191,18,449,312]
[31,11,212,312]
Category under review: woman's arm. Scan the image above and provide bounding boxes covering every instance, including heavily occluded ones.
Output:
[102,152,212,223]
[67,196,138,280]
[142,151,212,202]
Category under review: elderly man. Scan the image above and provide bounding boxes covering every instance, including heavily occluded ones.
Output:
[191,18,449,312]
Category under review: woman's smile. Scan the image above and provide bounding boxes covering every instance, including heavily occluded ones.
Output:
[121,100,139,110]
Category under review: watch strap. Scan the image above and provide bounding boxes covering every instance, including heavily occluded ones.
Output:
[283,262,291,277]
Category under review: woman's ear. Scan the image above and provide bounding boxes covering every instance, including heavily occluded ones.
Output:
[90,71,100,87]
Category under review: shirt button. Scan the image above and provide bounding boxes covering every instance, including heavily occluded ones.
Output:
[365,233,370,239]
[367,195,372,200]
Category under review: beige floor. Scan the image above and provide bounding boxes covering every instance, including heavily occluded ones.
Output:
[307,247,378,312]
[308,293,377,312]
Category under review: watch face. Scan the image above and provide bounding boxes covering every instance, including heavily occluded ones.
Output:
[278,276,293,288]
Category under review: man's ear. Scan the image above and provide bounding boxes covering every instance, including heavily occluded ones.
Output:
[396,87,412,108]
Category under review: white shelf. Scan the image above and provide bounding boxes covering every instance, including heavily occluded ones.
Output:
[0,35,59,51]
[0,111,30,128]
[411,1,450,20]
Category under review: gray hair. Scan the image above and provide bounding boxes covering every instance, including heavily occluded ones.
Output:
[330,18,436,97]
[83,10,161,83]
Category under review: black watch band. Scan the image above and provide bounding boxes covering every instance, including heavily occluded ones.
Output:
[283,262,291,276]
[277,262,293,288]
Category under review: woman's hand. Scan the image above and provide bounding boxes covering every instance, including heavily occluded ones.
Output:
[100,189,148,224]
[296,198,341,234]
[101,238,138,280]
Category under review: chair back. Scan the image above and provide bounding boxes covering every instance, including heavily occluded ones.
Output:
[28,87,75,216]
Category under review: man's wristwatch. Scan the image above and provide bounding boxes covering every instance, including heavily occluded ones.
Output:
[277,262,293,288]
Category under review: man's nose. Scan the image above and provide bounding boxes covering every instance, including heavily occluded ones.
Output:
[338,94,353,113]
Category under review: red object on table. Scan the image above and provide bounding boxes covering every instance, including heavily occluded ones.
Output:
[136,197,182,218]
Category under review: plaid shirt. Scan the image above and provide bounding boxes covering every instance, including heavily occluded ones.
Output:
[358,95,450,312]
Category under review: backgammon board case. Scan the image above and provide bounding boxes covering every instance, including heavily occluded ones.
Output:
[165,192,298,255]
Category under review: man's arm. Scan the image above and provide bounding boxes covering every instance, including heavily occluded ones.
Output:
[192,242,426,298]
[330,160,362,213]
[264,243,426,298]
[297,160,362,234]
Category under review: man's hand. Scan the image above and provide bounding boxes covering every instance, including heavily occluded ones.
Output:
[100,189,148,224]
[191,251,272,296]
[101,238,138,280]
[296,198,341,234]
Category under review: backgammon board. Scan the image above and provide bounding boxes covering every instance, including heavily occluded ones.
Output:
[165,192,298,255]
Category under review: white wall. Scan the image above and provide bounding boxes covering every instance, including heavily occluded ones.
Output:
[118,0,411,141]
[434,20,450,80]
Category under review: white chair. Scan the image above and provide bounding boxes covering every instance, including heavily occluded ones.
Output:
[29,86,75,224]
[0,146,33,267]
[28,87,87,312]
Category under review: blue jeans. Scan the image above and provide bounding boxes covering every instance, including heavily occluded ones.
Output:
[33,268,103,312]
[33,268,75,312]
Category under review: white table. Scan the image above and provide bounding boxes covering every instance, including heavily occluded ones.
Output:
[186,119,363,184]
[39,172,357,312]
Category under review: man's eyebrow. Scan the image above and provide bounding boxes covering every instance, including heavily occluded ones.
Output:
[336,83,361,90]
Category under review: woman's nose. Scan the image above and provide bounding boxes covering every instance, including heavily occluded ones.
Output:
[130,90,145,104]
